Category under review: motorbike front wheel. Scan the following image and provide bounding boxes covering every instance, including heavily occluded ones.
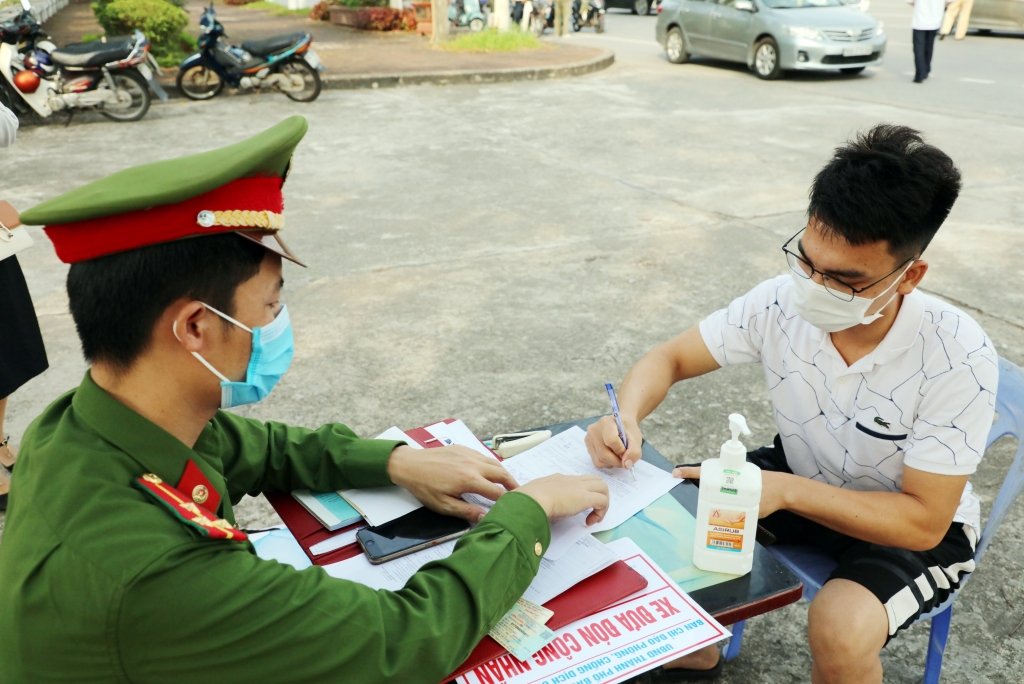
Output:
[176,65,224,101]
[278,58,322,102]
[100,70,151,122]
[596,12,604,32]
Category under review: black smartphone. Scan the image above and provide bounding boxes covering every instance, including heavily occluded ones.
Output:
[357,508,471,564]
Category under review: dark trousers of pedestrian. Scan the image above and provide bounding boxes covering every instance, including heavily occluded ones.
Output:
[912,29,937,82]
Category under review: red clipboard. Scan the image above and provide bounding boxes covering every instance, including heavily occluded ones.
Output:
[265,419,650,679]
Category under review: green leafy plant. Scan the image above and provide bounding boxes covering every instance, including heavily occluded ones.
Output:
[91,0,191,66]
[439,27,543,52]
[336,0,387,8]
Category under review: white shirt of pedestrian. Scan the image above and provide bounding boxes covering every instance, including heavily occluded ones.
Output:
[699,275,998,536]
[908,0,947,31]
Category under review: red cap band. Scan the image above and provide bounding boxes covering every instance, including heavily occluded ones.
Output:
[43,177,284,264]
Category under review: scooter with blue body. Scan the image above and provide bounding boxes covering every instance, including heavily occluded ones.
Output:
[176,3,323,102]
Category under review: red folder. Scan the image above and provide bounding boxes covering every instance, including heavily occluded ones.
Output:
[265,419,649,679]
[447,560,648,682]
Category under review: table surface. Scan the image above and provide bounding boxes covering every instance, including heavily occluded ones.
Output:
[531,416,803,626]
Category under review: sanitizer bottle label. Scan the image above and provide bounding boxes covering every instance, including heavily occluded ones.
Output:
[719,469,741,495]
[706,509,745,552]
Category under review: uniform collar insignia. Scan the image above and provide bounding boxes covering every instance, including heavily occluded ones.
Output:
[134,473,247,542]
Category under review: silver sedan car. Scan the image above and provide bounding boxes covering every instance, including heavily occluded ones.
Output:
[655,0,886,79]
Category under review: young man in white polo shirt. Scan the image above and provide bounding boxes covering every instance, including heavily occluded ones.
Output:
[587,124,997,684]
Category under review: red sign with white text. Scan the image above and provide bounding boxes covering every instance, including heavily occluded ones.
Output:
[457,539,729,684]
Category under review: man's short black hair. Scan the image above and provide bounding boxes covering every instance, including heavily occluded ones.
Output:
[67,233,267,370]
[808,124,962,261]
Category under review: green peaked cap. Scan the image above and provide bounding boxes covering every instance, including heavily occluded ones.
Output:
[22,116,309,226]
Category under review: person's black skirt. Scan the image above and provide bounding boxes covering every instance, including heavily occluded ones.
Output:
[0,255,48,398]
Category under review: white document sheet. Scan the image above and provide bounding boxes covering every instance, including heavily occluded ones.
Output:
[521,534,617,605]
[309,525,366,556]
[325,534,616,605]
[497,427,682,559]
[339,427,424,527]
[424,420,498,460]
[325,540,458,591]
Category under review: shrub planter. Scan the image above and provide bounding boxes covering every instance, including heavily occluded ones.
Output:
[329,6,363,26]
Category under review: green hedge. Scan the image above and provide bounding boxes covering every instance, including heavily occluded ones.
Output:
[91,0,192,66]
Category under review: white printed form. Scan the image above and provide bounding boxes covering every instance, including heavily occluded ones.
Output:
[325,535,617,606]
[502,427,682,559]
[456,538,729,684]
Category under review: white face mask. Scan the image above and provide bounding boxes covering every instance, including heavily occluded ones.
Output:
[790,263,913,333]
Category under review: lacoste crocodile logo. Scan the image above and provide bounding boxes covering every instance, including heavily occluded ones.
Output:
[874,417,891,429]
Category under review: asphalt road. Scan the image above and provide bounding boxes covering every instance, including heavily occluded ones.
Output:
[3,5,1023,682]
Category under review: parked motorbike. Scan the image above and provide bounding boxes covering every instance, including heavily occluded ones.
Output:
[0,0,48,54]
[0,30,167,122]
[572,0,605,32]
[449,0,486,31]
[177,3,323,102]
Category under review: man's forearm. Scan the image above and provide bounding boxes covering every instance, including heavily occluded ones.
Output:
[619,326,720,423]
[618,348,678,424]
[779,474,951,551]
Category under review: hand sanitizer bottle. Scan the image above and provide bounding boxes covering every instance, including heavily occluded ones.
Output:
[692,413,761,576]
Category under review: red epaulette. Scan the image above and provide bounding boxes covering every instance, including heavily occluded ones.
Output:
[133,473,248,542]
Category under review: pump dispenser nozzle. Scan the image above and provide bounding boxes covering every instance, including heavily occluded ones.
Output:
[729,414,751,442]
[720,413,751,470]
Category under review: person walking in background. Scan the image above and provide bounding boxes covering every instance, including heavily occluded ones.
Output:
[554,0,572,36]
[939,0,973,40]
[908,0,949,82]
[0,102,50,511]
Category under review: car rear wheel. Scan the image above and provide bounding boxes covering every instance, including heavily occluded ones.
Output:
[841,66,866,75]
[753,37,782,80]
[632,0,649,14]
[665,27,689,64]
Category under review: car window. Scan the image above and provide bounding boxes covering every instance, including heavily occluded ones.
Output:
[761,0,844,7]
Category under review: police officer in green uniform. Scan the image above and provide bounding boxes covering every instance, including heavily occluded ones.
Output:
[0,116,611,683]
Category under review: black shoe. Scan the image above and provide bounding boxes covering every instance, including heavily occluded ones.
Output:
[939,33,946,40]
[623,651,723,682]
[913,78,924,83]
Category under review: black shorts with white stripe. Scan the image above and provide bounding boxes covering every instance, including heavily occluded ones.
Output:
[749,435,977,643]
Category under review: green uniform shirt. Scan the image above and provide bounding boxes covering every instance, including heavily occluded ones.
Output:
[0,373,550,683]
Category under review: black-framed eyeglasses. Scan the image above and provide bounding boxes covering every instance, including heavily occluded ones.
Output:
[782,228,915,302]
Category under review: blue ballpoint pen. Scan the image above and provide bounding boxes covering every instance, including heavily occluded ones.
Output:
[605,383,636,481]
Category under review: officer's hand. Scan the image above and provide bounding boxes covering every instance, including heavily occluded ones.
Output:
[585,415,643,471]
[388,445,519,522]
[517,474,609,526]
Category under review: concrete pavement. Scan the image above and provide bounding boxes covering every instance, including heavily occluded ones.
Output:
[3,5,1023,681]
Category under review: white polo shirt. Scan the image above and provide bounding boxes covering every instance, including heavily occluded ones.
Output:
[699,275,998,536]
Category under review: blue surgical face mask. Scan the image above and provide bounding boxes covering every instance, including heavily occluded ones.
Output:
[174,302,295,409]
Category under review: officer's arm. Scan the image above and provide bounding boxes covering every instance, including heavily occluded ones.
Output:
[116,493,548,684]
[213,411,402,500]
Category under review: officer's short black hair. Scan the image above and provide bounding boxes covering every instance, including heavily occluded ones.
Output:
[808,124,962,262]
[67,233,266,370]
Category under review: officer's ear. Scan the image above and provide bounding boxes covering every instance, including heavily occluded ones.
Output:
[171,301,219,354]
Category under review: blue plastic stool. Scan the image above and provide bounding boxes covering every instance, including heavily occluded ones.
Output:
[723,357,1024,684]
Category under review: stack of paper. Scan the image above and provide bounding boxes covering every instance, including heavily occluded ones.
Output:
[457,426,682,559]
[338,427,424,527]
[325,533,618,606]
